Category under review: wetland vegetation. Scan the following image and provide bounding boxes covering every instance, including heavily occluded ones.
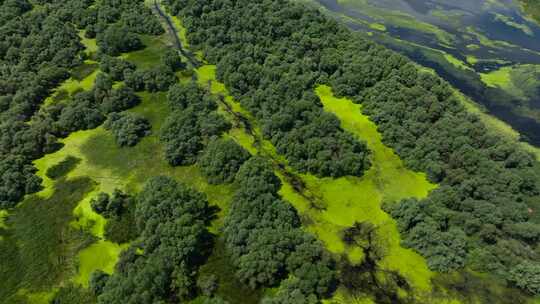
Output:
[1,0,540,303]
[309,0,540,148]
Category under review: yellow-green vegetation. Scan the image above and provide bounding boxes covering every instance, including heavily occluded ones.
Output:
[493,13,533,35]
[79,31,98,55]
[466,44,481,51]
[43,67,99,106]
[0,210,7,229]
[480,64,540,102]
[309,86,436,288]
[192,64,442,301]
[443,53,473,71]
[466,55,479,65]
[369,23,386,31]
[0,177,95,303]
[466,26,517,49]
[74,240,127,287]
[31,91,235,294]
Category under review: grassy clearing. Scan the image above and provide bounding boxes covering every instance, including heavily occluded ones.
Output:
[309,86,436,292]
[0,178,95,303]
[78,31,98,55]
[30,91,235,297]
[123,35,169,69]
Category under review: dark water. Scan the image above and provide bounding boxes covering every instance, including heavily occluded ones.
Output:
[314,0,540,147]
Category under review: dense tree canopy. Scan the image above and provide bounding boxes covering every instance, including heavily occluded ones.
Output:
[199,138,250,184]
[97,177,215,303]
[160,83,230,166]
[104,112,151,147]
[223,157,336,302]
[166,0,540,293]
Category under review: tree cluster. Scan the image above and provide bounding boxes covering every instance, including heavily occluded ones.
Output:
[104,112,151,147]
[160,82,230,166]
[96,177,215,303]
[0,0,165,209]
[0,0,88,208]
[223,157,337,303]
[166,0,540,294]
[199,138,250,184]
[90,189,138,244]
[164,0,371,179]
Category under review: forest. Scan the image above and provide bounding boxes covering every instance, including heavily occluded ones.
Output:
[1,0,540,303]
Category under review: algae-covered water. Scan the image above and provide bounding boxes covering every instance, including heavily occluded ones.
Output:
[310,0,540,146]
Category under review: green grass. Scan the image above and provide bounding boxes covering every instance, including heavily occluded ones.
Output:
[30,92,235,298]
[309,86,436,289]
[73,240,127,287]
[123,35,169,69]
[42,67,99,106]
[78,31,98,56]
[0,178,96,303]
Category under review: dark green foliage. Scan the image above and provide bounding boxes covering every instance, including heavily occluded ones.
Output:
[203,297,230,304]
[142,65,178,92]
[103,208,138,244]
[98,177,215,303]
[199,138,250,184]
[104,112,151,147]
[167,82,217,111]
[0,0,88,207]
[99,55,136,81]
[161,48,185,71]
[0,0,32,27]
[198,274,219,297]
[119,3,164,35]
[100,85,140,114]
[57,92,105,133]
[91,189,138,243]
[90,189,130,219]
[97,25,143,56]
[45,156,81,179]
[160,83,230,166]
[124,66,178,92]
[165,0,370,178]
[168,0,540,293]
[0,156,42,208]
[509,262,540,295]
[89,270,110,296]
[223,157,336,301]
